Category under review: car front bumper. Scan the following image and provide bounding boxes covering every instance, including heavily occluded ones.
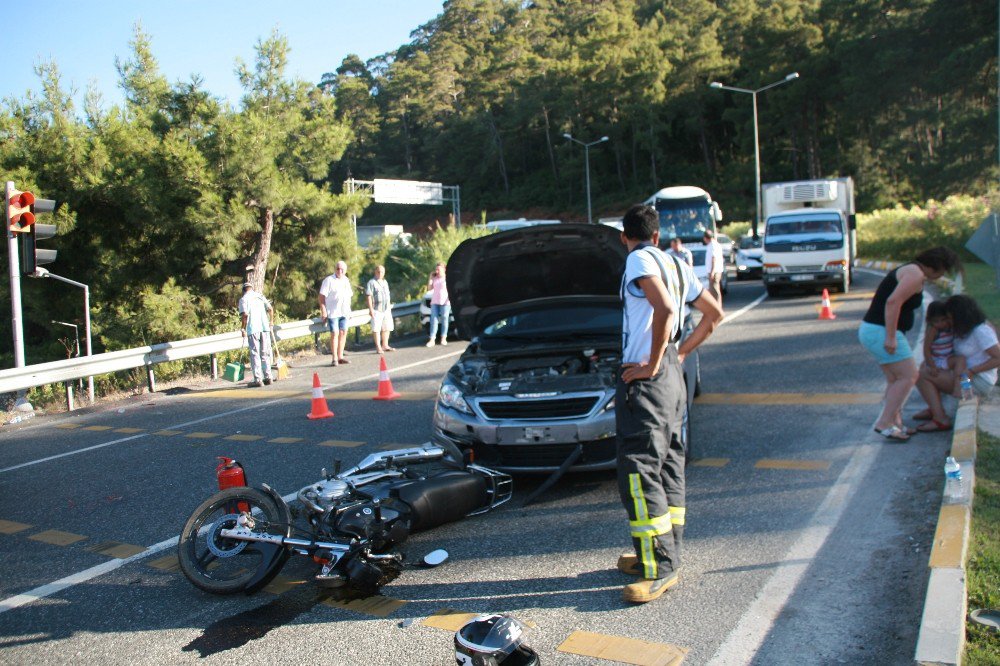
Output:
[432,402,618,473]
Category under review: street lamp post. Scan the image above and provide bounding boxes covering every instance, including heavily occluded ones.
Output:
[709,72,799,238]
[563,133,609,224]
[35,268,94,403]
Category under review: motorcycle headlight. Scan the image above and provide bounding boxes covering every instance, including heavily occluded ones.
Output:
[438,382,472,414]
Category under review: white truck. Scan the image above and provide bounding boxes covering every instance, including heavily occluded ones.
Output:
[760,177,856,296]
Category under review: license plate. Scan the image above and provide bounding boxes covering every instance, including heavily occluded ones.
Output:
[790,274,814,282]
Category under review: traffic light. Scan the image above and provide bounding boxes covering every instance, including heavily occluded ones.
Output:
[5,183,35,233]
[19,198,56,276]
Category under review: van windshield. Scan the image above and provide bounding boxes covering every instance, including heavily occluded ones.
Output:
[764,213,844,251]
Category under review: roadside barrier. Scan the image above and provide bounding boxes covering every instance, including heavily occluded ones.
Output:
[0,302,420,411]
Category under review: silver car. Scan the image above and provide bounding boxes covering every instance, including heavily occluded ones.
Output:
[431,224,700,473]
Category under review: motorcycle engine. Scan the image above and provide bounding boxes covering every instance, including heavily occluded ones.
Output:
[299,478,350,511]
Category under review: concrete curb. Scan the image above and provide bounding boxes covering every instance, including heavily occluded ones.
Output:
[853,258,959,294]
[913,398,979,665]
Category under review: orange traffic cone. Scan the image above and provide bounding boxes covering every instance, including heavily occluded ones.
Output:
[307,372,334,419]
[818,288,836,320]
[373,356,401,401]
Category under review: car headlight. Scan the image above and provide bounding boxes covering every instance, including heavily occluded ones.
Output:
[601,396,615,413]
[438,382,473,414]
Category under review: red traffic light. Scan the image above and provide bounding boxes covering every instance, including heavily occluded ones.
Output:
[6,187,36,233]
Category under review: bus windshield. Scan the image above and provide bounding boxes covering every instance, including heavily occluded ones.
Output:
[654,198,714,242]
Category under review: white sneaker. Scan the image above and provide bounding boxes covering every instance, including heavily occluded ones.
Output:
[425,340,435,347]
[440,339,448,346]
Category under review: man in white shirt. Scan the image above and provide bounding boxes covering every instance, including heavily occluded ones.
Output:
[318,261,353,366]
[702,229,725,303]
[615,204,723,604]
[238,283,274,387]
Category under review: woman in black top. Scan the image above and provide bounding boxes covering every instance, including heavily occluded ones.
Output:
[857,247,960,440]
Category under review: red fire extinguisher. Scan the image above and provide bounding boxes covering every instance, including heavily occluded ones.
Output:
[216,457,249,512]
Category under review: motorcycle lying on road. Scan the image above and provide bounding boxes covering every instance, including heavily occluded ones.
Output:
[177,443,512,595]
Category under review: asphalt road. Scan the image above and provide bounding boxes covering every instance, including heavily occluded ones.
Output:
[0,269,949,665]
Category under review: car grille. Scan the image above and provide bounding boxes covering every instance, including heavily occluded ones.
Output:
[787,265,824,272]
[475,440,617,468]
[477,396,600,420]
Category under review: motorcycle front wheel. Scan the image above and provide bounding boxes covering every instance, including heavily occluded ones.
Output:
[177,486,291,595]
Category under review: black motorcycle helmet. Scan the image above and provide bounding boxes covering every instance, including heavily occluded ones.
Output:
[454,614,539,666]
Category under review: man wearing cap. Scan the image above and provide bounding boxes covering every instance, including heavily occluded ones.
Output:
[318,261,353,366]
[239,283,274,387]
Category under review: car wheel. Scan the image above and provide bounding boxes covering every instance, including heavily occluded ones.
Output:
[765,284,781,297]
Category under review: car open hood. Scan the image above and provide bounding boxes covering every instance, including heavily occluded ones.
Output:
[446,224,627,338]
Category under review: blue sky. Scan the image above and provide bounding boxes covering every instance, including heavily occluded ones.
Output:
[4,0,446,108]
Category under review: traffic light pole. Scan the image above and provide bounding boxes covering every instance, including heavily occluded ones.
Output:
[5,191,32,413]
[37,270,94,403]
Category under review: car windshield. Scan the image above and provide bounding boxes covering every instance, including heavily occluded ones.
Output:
[654,198,713,241]
[689,248,707,266]
[739,237,762,249]
[765,214,843,243]
[481,304,620,340]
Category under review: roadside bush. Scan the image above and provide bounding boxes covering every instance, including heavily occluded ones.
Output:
[857,193,997,261]
[720,221,751,240]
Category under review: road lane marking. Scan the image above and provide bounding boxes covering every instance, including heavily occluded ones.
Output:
[262,575,308,595]
[185,432,218,439]
[692,458,730,467]
[268,437,302,443]
[755,459,831,471]
[0,520,31,534]
[708,439,880,664]
[86,541,147,559]
[223,434,264,441]
[153,430,183,436]
[82,425,113,431]
[195,389,303,399]
[28,530,87,546]
[53,423,81,429]
[322,594,407,617]
[114,427,145,434]
[1,350,463,476]
[422,609,480,631]
[721,292,767,325]
[696,393,882,405]
[318,440,365,448]
[557,630,688,666]
[146,555,180,572]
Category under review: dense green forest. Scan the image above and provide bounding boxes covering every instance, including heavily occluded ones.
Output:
[0,0,996,369]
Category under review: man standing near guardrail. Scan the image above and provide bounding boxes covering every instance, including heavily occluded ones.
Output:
[319,260,353,366]
[239,283,274,387]
[366,265,395,354]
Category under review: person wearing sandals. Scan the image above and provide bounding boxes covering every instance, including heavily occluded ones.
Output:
[914,295,999,430]
[858,247,960,441]
[366,265,395,354]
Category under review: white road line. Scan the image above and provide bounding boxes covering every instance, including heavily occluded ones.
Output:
[0,350,462,475]
[707,438,879,664]
[0,489,301,615]
[721,292,768,325]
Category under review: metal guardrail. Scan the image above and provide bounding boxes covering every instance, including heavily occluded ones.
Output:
[0,300,422,403]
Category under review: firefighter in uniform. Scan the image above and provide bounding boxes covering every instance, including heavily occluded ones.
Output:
[615,204,724,603]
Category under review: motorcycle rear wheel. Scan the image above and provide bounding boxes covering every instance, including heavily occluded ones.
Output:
[177,486,291,595]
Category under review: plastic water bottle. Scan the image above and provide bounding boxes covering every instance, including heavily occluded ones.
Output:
[959,374,974,401]
[944,456,963,502]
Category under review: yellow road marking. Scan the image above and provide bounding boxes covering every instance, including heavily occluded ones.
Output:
[951,429,976,461]
[696,393,882,405]
[197,389,303,399]
[557,630,688,666]
[380,442,417,450]
[0,519,32,534]
[153,430,183,436]
[224,434,264,441]
[318,440,365,448]
[325,390,437,401]
[185,432,218,439]
[755,459,831,471]
[262,576,308,595]
[422,609,480,631]
[147,555,180,572]
[114,427,145,434]
[692,458,730,467]
[322,595,407,618]
[269,437,303,444]
[87,541,147,559]
[53,423,81,429]
[929,504,969,568]
[29,530,87,546]
[83,425,113,431]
